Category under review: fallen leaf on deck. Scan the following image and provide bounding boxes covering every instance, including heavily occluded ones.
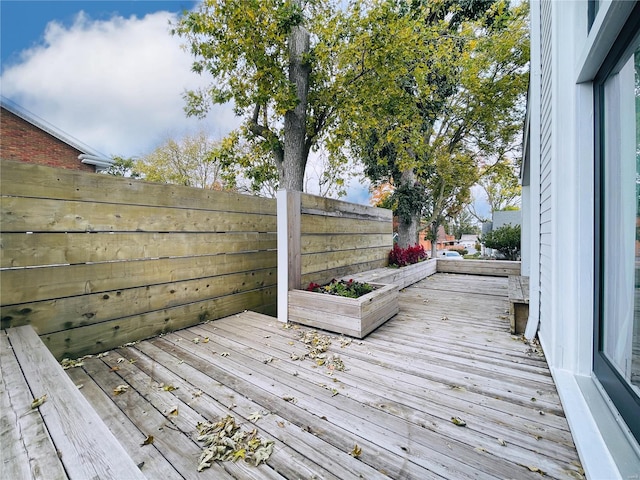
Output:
[527,466,546,475]
[277,421,285,428]
[141,435,154,446]
[451,416,467,427]
[233,448,246,461]
[475,447,487,453]
[76,384,84,389]
[113,385,129,395]
[110,366,120,372]
[282,395,296,403]
[531,397,537,402]
[203,337,210,343]
[163,385,178,392]
[220,352,230,357]
[167,407,179,416]
[31,394,47,409]
[441,316,449,321]
[116,357,126,364]
[192,337,200,344]
[350,444,362,458]
[498,438,507,446]
[193,390,203,397]
[263,357,274,364]
[248,412,263,422]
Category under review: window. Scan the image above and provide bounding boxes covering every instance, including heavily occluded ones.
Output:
[588,0,599,32]
[594,4,640,443]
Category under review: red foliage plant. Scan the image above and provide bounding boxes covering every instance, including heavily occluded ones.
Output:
[389,244,427,267]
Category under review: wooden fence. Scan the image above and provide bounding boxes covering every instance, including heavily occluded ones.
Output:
[0,160,277,359]
[277,190,393,322]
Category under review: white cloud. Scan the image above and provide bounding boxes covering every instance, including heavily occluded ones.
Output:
[0,10,239,158]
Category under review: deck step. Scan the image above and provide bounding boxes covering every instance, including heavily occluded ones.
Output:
[1,326,146,480]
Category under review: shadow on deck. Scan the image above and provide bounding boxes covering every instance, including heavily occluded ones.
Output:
[8,273,585,479]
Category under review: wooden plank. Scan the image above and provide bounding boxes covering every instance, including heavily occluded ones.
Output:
[300,233,391,255]
[6,326,146,480]
[1,268,277,334]
[0,160,277,214]
[1,196,276,233]
[436,259,521,277]
[96,353,286,480]
[41,287,276,360]
[300,214,392,235]
[111,345,343,480]
[178,325,540,480]
[65,367,183,480]
[300,193,392,222]
[300,258,389,289]
[157,331,445,479]
[209,318,583,475]
[0,331,68,480]
[301,246,390,276]
[2,250,276,305]
[286,190,301,299]
[1,231,277,268]
[77,357,234,480]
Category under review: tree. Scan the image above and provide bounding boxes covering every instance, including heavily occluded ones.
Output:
[173,0,349,192]
[468,158,521,222]
[481,223,521,260]
[103,156,141,178]
[335,0,529,252]
[136,132,233,190]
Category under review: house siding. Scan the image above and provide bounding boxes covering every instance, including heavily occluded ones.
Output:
[538,0,553,336]
[0,108,94,172]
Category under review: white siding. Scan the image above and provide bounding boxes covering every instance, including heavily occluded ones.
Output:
[538,0,553,334]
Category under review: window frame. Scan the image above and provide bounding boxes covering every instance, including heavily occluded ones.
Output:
[593,2,640,443]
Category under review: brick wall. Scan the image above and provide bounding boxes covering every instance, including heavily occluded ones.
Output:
[0,108,94,172]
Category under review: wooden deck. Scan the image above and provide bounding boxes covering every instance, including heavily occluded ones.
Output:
[57,273,583,479]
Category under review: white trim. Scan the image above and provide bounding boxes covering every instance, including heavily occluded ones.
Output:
[277,190,289,323]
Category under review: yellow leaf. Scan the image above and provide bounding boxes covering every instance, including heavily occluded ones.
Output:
[232,448,246,461]
[163,385,178,392]
[113,385,129,395]
[167,406,179,416]
[31,394,47,409]
[141,435,154,446]
[350,444,362,458]
[451,416,467,427]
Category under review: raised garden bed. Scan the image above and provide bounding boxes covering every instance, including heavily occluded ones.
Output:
[288,283,399,338]
[345,258,437,290]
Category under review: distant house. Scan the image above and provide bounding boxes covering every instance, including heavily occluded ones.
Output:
[522,2,640,478]
[0,97,112,172]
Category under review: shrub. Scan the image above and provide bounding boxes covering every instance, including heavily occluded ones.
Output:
[306,279,374,298]
[389,244,427,267]
[480,224,521,260]
[447,246,468,256]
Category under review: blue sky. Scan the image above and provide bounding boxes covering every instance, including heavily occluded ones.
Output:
[1,1,197,71]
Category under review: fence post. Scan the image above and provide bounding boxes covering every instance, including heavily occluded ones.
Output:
[277,189,301,323]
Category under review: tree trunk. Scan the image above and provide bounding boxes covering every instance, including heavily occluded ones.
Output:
[430,221,439,258]
[282,10,310,192]
[396,169,420,249]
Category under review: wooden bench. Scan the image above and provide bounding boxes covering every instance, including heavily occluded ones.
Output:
[1,326,146,480]
[508,276,530,335]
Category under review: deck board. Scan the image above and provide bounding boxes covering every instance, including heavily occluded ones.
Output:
[63,273,584,479]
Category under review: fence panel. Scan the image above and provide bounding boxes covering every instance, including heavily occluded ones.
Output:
[1,160,277,359]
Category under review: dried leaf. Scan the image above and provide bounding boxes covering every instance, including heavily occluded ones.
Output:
[31,394,47,409]
[113,385,129,395]
[282,395,296,403]
[350,444,362,458]
[76,383,84,389]
[162,385,178,392]
[116,357,126,364]
[531,397,537,402]
[203,337,209,343]
[475,447,487,453]
[248,412,263,422]
[527,466,546,475]
[232,448,246,461]
[220,352,230,357]
[277,421,285,428]
[167,406,179,416]
[193,390,203,398]
[109,366,120,372]
[263,357,274,364]
[451,416,467,427]
[192,337,200,344]
[498,438,507,447]
[141,435,154,446]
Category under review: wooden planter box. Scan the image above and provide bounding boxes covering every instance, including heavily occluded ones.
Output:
[288,283,399,338]
[345,259,437,290]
